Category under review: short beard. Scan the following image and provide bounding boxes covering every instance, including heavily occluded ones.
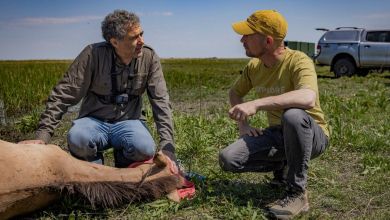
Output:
[245,49,267,58]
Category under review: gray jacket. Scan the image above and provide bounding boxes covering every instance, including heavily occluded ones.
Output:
[36,42,175,153]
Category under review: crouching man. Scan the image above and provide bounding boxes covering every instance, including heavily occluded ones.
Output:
[219,10,329,219]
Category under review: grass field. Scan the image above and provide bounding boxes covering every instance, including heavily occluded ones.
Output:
[0,59,389,219]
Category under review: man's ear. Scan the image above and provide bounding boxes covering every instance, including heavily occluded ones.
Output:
[266,36,274,46]
[265,36,276,50]
[110,38,118,48]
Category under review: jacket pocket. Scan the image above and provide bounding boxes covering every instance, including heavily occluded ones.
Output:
[129,73,147,96]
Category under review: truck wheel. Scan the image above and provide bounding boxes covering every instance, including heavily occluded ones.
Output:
[333,58,356,77]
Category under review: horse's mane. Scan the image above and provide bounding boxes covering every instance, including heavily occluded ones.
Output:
[63,175,179,208]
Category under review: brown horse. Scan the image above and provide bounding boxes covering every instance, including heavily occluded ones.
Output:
[0,140,185,219]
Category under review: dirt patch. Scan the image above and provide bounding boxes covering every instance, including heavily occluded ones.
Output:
[0,126,23,143]
[172,99,229,114]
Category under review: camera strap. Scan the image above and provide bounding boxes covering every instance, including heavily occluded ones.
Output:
[110,51,120,96]
[93,50,138,105]
[126,58,137,93]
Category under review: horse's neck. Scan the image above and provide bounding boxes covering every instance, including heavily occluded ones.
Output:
[0,140,181,219]
[0,140,173,189]
[0,142,124,188]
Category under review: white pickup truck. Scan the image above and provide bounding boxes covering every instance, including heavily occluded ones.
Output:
[315,27,390,77]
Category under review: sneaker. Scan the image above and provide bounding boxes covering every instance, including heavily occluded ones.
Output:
[268,191,309,220]
[89,152,104,165]
[91,158,104,165]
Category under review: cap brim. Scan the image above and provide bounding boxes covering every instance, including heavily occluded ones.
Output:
[232,21,256,35]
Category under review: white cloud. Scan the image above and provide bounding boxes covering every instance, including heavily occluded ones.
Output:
[13,12,174,26]
[13,15,102,25]
[360,13,390,20]
[0,12,174,28]
[161,12,173,16]
[138,11,173,17]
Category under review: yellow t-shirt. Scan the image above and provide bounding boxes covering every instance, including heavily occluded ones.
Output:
[232,48,329,137]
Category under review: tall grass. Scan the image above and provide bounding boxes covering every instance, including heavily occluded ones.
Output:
[0,61,69,116]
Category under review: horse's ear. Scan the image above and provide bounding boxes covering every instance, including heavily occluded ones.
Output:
[166,190,181,202]
[153,152,168,168]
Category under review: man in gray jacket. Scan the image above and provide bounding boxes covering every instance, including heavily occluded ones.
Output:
[20,10,176,167]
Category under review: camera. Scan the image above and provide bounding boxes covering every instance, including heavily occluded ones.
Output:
[115,93,129,104]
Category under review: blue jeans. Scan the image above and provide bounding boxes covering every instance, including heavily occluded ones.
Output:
[67,117,156,167]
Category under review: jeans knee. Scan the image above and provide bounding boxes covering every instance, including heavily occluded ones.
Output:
[282,108,308,128]
[67,130,96,160]
[219,149,238,172]
[137,142,156,159]
[122,138,156,161]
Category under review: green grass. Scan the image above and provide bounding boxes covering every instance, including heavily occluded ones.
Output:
[0,60,389,219]
[0,60,69,116]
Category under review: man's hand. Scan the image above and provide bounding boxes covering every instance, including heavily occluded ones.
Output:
[161,150,184,175]
[18,139,46,145]
[161,150,177,164]
[238,122,263,137]
[229,101,257,121]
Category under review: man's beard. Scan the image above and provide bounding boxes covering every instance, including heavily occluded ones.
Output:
[245,49,267,58]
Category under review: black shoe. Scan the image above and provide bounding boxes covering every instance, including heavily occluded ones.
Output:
[69,149,104,165]
[114,149,133,168]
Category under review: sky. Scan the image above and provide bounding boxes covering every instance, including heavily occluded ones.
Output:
[0,0,389,60]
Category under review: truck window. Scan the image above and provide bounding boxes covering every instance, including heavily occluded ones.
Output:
[324,31,359,41]
[366,31,390,42]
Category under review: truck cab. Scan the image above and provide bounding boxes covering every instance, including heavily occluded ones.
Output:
[360,30,390,67]
[315,27,390,77]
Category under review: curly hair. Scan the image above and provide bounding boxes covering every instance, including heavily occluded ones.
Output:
[101,10,140,42]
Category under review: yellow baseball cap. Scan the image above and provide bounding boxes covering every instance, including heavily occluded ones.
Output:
[232,10,288,40]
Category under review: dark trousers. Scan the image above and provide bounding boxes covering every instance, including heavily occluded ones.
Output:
[219,108,328,192]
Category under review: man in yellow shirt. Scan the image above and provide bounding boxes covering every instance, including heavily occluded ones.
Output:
[219,10,329,219]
